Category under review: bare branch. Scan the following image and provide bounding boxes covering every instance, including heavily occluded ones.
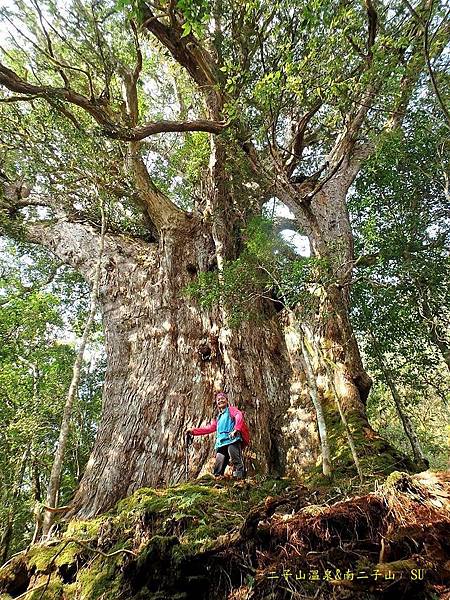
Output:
[0,94,40,103]
[0,10,95,97]
[423,9,450,126]
[0,62,227,142]
[32,0,70,87]
[109,118,228,141]
[130,20,143,84]
[400,1,450,125]
[0,62,113,126]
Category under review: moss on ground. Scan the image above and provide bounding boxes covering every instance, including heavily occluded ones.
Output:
[0,477,294,600]
[26,575,63,600]
[0,473,448,600]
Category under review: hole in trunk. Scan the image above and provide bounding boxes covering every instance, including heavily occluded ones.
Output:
[186,263,198,276]
[198,344,212,361]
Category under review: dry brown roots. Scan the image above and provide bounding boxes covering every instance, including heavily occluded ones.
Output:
[215,471,450,599]
[0,471,449,600]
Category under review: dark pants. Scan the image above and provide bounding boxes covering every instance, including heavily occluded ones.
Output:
[213,441,245,478]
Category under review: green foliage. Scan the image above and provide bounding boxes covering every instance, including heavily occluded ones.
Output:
[367,384,449,471]
[0,242,103,559]
[186,217,327,325]
[176,0,210,38]
[350,106,449,465]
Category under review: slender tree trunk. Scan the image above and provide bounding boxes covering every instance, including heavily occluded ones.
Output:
[0,446,29,564]
[30,453,42,546]
[284,312,331,477]
[300,335,332,477]
[381,365,429,469]
[369,332,429,469]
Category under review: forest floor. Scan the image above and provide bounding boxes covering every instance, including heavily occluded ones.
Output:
[0,471,449,600]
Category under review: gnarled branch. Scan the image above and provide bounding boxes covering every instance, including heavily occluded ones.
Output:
[141,3,217,91]
[106,119,228,141]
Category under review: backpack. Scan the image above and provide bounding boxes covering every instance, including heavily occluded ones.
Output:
[220,405,251,447]
[240,416,250,447]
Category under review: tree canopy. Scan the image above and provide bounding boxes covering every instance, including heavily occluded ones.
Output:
[1,0,448,240]
[0,0,449,562]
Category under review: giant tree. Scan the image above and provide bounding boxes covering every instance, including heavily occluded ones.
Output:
[0,0,448,517]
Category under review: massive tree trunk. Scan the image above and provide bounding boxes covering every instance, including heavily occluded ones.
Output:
[2,142,414,522]
[46,219,290,518]
[0,0,438,521]
[4,154,412,520]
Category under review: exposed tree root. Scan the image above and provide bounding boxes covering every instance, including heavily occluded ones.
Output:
[232,471,450,599]
[0,472,448,599]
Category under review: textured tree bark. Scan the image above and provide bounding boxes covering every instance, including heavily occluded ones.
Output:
[42,206,106,536]
[296,172,373,421]
[281,167,412,476]
[59,221,294,518]
[2,161,411,519]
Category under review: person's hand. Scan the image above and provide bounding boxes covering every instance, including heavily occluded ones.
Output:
[229,430,236,439]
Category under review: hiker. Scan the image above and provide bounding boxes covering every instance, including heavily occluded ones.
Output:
[186,391,248,479]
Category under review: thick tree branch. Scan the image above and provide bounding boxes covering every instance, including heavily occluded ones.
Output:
[0,62,226,142]
[127,144,187,230]
[1,179,157,277]
[106,119,228,141]
[16,218,158,282]
[327,85,378,170]
[119,20,143,126]
[285,101,322,177]
[0,62,113,126]
[141,3,217,92]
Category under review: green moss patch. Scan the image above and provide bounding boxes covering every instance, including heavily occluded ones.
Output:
[0,477,295,600]
[1,473,448,600]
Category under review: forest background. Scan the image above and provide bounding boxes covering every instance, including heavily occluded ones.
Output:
[0,0,449,565]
